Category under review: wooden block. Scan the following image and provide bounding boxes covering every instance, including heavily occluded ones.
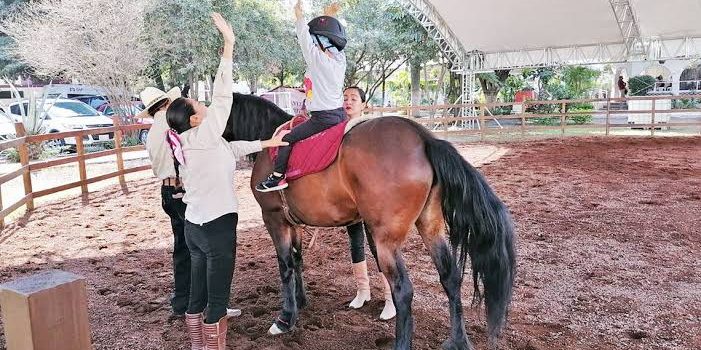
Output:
[0,270,92,350]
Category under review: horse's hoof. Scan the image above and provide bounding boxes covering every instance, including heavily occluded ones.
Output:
[268,323,286,335]
[268,319,294,335]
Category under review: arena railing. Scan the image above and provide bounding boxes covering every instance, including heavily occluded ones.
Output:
[367,94,701,140]
[0,119,151,228]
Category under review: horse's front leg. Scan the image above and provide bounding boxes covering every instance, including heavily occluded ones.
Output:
[264,210,299,335]
[291,227,308,309]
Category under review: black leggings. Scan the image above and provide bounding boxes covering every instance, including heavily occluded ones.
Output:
[274,108,345,174]
[161,185,190,315]
[346,222,381,271]
[185,213,238,323]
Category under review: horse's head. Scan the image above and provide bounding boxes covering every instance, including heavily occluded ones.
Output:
[223,93,293,143]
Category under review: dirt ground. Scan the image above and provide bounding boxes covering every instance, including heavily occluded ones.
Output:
[0,137,699,350]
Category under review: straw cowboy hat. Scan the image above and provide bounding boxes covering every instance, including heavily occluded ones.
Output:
[140,86,181,111]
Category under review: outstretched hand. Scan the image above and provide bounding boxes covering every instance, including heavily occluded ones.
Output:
[211,12,235,45]
[324,2,340,17]
[294,0,303,21]
[262,130,291,148]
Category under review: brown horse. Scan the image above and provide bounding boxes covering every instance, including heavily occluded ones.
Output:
[223,93,516,350]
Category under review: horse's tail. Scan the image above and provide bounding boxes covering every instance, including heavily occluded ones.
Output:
[410,121,516,341]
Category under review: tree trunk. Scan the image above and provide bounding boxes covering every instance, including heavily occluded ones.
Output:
[248,76,258,94]
[478,69,511,104]
[410,60,421,106]
[433,60,447,106]
[381,77,386,107]
[447,71,461,116]
[278,65,286,87]
[154,72,165,91]
[423,63,429,103]
[188,72,197,101]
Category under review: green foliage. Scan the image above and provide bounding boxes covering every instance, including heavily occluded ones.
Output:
[628,75,655,96]
[561,66,600,99]
[1,148,20,162]
[342,0,438,99]
[499,75,526,102]
[101,135,140,150]
[144,0,236,85]
[568,103,594,125]
[0,0,29,76]
[672,98,700,109]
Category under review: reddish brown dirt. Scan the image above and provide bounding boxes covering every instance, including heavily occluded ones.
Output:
[1,136,700,350]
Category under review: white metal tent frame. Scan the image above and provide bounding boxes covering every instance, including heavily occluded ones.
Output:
[398,0,701,73]
[397,0,701,109]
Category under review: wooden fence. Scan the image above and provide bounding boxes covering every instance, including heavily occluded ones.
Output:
[368,94,701,139]
[1,94,700,227]
[0,120,151,228]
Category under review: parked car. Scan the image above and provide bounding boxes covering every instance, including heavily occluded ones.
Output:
[71,95,109,109]
[0,110,16,141]
[95,102,143,118]
[134,115,153,144]
[96,102,151,144]
[1,99,115,147]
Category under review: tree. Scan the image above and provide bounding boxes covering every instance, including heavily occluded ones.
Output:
[477,70,511,104]
[144,0,235,98]
[339,0,438,104]
[562,66,600,99]
[628,75,655,96]
[144,0,302,95]
[1,0,154,122]
[0,0,29,77]
[231,0,303,91]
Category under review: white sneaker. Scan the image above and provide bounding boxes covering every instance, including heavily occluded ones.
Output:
[226,308,242,318]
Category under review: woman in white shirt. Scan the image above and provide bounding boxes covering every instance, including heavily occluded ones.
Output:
[165,13,288,350]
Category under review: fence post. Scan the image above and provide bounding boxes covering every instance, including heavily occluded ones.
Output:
[605,97,611,136]
[650,98,656,137]
[560,102,566,136]
[479,105,486,141]
[75,135,88,194]
[14,123,34,211]
[113,118,126,185]
[0,182,4,228]
[0,270,93,350]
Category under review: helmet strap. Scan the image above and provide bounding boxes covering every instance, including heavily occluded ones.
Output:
[314,34,334,52]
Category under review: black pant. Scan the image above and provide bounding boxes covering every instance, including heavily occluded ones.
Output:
[185,213,238,323]
[346,222,381,271]
[161,185,190,314]
[274,108,346,174]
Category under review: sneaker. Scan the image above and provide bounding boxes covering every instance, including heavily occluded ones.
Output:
[226,308,242,318]
[256,173,288,192]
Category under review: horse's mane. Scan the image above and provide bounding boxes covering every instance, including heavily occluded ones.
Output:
[223,93,293,142]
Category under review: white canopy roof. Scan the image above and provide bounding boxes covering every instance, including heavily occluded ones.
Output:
[402,0,701,72]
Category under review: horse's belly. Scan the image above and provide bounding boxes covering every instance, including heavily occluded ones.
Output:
[285,167,358,227]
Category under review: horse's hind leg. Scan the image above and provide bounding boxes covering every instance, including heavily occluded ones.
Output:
[264,211,299,335]
[291,227,308,309]
[371,225,414,350]
[416,187,473,350]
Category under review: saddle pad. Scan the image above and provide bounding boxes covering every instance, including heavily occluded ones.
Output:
[269,118,349,181]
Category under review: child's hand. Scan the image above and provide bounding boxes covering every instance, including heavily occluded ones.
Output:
[324,2,340,16]
[212,12,235,45]
[294,0,303,21]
